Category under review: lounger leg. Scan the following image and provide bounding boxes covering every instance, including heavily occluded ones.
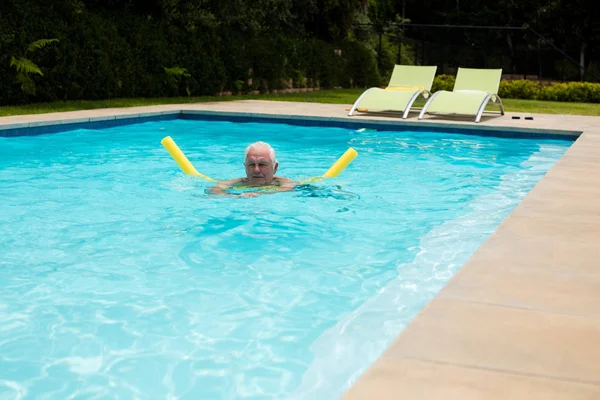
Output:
[474,93,495,123]
[475,94,505,122]
[348,88,376,116]
[497,96,505,115]
[418,91,441,120]
[403,91,426,119]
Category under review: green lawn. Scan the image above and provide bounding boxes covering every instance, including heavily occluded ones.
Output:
[1,89,598,117]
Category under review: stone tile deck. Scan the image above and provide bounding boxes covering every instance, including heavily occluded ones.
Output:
[2,101,599,399]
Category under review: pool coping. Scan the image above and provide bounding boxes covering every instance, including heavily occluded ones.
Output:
[0,108,582,140]
[2,101,600,398]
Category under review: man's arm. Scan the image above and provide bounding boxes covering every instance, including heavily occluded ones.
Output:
[209,177,298,198]
[208,178,244,196]
[241,177,297,197]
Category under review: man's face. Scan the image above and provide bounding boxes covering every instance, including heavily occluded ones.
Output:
[245,148,277,185]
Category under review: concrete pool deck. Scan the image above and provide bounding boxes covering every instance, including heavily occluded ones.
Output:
[2,101,599,399]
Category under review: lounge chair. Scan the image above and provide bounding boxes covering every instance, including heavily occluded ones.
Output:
[348,65,438,118]
[418,67,505,123]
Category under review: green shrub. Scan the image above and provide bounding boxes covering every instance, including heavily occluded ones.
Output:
[427,76,600,103]
[308,40,344,88]
[431,74,455,92]
[290,69,307,88]
[163,66,191,96]
[498,80,539,100]
[341,39,380,88]
[498,80,600,103]
[544,82,600,103]
[0,0,380,105]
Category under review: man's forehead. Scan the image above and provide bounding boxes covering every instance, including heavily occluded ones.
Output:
[246,149,270,160]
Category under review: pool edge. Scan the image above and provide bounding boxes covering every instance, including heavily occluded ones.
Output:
[0,108,581,141]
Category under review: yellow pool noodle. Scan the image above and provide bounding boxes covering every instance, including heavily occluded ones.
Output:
[161,136,217,182]
[162,136,356,184]
[322,147,358,178]
[302,147,358,184]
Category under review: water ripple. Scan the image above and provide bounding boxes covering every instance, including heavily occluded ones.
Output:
[0,122,571,399]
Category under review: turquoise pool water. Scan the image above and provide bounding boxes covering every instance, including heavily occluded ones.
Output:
[0,119,571,399]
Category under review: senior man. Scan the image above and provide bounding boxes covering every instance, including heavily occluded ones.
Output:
[209,141,297,198]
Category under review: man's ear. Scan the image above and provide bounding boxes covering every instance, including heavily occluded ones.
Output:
[273,162,279,174]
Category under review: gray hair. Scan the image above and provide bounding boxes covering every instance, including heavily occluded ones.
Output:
[244,141,277,166]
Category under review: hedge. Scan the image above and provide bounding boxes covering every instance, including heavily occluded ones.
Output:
[0,2,381,105]
[432,75,600,103]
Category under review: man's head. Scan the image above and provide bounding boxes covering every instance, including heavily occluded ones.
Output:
[244,141,278,184]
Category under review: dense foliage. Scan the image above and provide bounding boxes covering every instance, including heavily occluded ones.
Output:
[1,0,598,104]
[0,0,378,104]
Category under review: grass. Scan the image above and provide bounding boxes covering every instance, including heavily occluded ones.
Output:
[498,98,600,115]
[1,88,599,117]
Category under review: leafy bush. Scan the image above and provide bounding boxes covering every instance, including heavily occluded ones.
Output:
[341,39,380,88]
[498,80,539,100]
[0,1,380,105]
[163,66,191,96]
[431,74,455,92]
[499,80,600,103]
[541,82,600,103]
[428,75,600,103]
[5,1,596,105]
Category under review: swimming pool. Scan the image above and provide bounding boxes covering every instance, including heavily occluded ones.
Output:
[0,116,572,399]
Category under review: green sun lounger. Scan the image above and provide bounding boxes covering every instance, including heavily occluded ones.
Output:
[348,65,438,118]
[418,67,505,123]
